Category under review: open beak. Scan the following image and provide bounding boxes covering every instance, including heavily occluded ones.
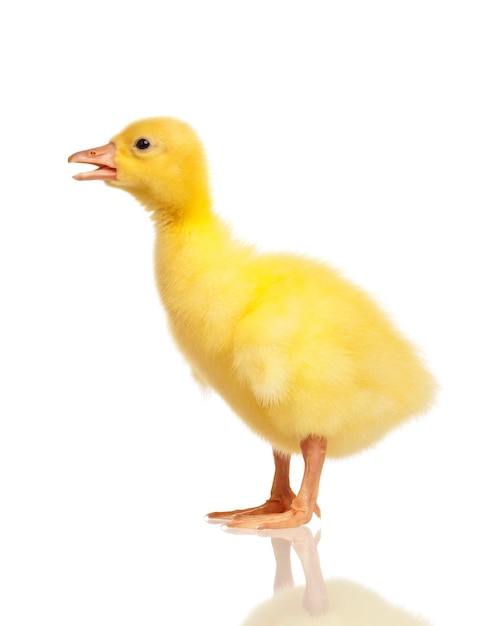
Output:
[68,142,117,181]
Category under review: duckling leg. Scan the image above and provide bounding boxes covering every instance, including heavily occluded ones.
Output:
[206,449,296,522]
[226,435,327,530]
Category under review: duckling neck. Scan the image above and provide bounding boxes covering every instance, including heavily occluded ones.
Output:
[148,190,213,228]
[152,209,255,356]
[153,209,239,286]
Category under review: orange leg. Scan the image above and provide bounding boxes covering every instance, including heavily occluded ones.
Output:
[206,449,296,521]
[208,435,327,529]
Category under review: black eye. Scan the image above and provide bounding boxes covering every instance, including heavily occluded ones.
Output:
[135,138,151,150]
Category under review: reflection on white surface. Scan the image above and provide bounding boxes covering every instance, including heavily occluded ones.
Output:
[225,526,431,626]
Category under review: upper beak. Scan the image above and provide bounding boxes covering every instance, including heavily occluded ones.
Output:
[68,142,117,181]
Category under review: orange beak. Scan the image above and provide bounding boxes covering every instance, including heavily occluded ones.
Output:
[68,142,117,181]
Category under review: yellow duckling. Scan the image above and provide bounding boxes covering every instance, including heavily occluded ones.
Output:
[68,117,436,529]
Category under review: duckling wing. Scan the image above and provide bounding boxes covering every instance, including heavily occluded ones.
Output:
[232,298,298,409]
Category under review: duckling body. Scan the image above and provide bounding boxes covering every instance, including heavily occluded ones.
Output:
[69,117,436,528]
[155,216,433,458]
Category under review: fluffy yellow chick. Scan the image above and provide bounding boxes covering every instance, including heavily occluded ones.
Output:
[68,117,436,529]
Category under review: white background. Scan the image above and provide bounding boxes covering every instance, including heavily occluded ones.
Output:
[1,1,484,624]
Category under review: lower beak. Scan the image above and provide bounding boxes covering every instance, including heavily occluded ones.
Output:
[68,142,117,181]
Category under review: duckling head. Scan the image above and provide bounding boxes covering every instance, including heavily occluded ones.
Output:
[69,116,211,221]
